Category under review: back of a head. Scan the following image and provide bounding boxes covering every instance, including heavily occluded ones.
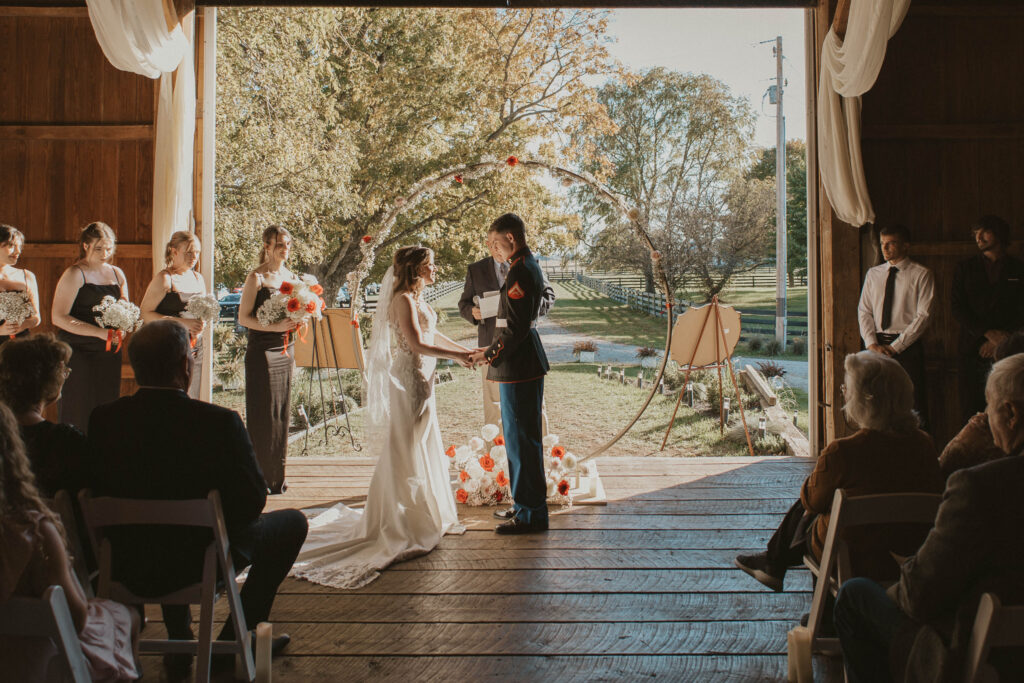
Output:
[128,321,190,387]
[0,400,50,523]
[489,213,527,246]
[987,353,1024,409]
[842,350,918,433]
[0,334,72,414]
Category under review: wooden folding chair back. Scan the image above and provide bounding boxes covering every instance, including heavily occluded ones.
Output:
[803,489,942,656]
[77,490,260,683]
[0,585,92,683]
[963,593,1024,683]
[49,490,94,600]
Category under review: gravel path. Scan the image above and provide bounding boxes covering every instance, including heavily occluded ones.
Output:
[537,317,808,391]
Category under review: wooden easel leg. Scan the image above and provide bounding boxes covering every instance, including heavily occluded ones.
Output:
[660,382,687,451]
[716,305,755,456]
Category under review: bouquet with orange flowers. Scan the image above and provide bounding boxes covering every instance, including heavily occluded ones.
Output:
[256,274,327,328]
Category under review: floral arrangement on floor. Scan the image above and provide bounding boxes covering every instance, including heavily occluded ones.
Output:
[0,290,33,339]
[183,293,221,322]
[447,426,584,507]
[92,296,142,352]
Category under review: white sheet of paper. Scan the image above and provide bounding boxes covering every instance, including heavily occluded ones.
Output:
[480,291,501,318]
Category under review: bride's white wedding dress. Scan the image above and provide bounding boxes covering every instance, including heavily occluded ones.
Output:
[290,289,465,589]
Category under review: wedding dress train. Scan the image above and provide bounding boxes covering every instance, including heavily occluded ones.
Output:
[290,291,464,590]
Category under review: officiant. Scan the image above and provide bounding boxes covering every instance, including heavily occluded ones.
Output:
[459,233,555,432]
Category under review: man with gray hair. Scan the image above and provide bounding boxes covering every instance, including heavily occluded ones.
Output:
[835,353,1024,683]
[87,320,308,679]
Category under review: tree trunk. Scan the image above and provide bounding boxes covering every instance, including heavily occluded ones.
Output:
[643,262,655,293]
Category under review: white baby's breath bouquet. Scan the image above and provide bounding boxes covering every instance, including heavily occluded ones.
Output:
[183,293,220,322]
[0,291,34,337]
[92,295,142,352]
[256,274,326,328]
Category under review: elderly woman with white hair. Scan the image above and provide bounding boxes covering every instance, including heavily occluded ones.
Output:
[735,350,944,592]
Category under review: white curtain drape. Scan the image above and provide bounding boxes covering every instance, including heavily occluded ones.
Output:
[818,0,911,226]
[86,0,194,274]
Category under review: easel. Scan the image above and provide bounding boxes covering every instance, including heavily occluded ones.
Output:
[293,310,363,455]
[660,296,754,456]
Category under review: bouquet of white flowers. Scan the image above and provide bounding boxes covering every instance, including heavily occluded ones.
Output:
[255,274,326,328]
[0,291,34,338]
[183,293,221,322]
[92,295,142,351]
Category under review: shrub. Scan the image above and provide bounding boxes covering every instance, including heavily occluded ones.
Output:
[791,336,807,355]
[747,335,764,352]
[572,340,598,357]
[755,360,786,378]
[753,433,787,455]
[765,338,783,357]
[213,323,247,389]
[635,346,658,359]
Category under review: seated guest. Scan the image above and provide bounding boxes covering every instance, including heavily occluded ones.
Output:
[835,354,1024,683]
[735,351,943,591]
[939,333,1024,478]
[0,334,88,497]
[0,401,139,682]
[86,320,308,679]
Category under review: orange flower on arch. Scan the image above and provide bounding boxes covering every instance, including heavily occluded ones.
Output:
[495,491,504,503]
[362,235,372,243]
[286,298,301,313]
[279,281,294,295]
[445,445,456,458]
[493,435,505,446]
[459,470,470,482]
[479,454,495,472]
[496,471,509,487]
[506,155,519,167]
[557,479,570,496]
[456,489,468,504]
[551,445,566,459]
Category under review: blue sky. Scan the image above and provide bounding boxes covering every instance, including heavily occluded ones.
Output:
[606,8,808,150]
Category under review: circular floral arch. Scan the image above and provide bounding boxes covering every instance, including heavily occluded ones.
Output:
[347,156,676,461]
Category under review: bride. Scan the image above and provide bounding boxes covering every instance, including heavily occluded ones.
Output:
[291,246,473,589]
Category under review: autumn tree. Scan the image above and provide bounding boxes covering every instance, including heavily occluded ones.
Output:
[748,139,808,286]
[571,68,773,301]
[215,8,615,294]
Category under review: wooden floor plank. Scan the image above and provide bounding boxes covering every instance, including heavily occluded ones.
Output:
[389,547,772,571]
[431,529,777,549]
[447,512,784,531]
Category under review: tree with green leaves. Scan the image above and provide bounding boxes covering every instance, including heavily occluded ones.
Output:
[215,8,616,295]
[571,68,774,301]
[748,139,808,286]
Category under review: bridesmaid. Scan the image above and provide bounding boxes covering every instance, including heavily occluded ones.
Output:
[0,224,42,341]
[238,225,298,494]
[140,231,207,398]
[51,222,130,434]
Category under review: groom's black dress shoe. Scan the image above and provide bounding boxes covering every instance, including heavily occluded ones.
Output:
[495,517,548,535]
[493,508,515,520]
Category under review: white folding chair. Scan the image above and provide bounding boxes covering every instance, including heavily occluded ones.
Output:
[78,489,272,683]
[0,585,91,683]
[803,489,942,656]
[963,592,1024,683]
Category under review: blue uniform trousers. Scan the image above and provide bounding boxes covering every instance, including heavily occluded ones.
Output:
[499,377,548,525]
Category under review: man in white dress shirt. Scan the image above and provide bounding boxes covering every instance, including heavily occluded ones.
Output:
[857,225,935,426]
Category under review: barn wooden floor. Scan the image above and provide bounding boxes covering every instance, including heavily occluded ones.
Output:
[140,456,845,682]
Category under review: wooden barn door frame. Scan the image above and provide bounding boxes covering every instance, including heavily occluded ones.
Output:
[193,5,216,401]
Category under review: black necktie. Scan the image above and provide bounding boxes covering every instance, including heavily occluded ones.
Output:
[881,266,898,330]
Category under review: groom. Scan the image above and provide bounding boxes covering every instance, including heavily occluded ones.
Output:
[469,213,550,534]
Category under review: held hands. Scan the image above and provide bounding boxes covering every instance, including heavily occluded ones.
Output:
[467,348,489,369]
[0,320,20,336]
[181,318,205,335]
[868,343,895,357]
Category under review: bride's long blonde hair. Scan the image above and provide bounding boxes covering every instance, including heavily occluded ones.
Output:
[392,246,432,295]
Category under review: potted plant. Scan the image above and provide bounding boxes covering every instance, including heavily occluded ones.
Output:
[636,346,659,368]
[572,340,598,363]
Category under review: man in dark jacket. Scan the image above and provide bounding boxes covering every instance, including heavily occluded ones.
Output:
[834,353,1024,683]
[469,214,550,534]
[459,234,555,430]
[951,215,1024,420]
[87,320,308,677]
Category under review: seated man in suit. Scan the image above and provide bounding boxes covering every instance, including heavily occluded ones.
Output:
[834,352,1024,683]
[87,320,308,679]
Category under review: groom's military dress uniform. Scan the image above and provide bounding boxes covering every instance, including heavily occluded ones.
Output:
[484,246,550,526]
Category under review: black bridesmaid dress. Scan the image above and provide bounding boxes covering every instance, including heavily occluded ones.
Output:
[155,275,204,399]
[245,285,294,493]
[58,268,123,434]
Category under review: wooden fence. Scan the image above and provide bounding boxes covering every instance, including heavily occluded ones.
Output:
[546,267,808,289]
[363,280,461,313]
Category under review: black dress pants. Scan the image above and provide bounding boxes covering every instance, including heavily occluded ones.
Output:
[764,498,817,575]
[163,508,309,641]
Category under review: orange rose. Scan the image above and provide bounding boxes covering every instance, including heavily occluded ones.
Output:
[454,174,463,184]
[493,435,505,446]
[445,445,456,458]
[362,235,372,243]
[558,479,570,496]
[320,298,327,311]
[459,470,469,482]
[279,281,294,295]
[286,298,301,313]
[506,155,519,167]
[496,471,509,487]
[456,489,468,504]
[479,454,495,472]
[495,491,504,503]
[310,284,324,295]
[305,301,316,314]
[551,445,566,459]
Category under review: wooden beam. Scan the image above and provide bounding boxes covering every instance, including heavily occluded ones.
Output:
[0,125,155,141]
[0,7,88,17]
[863,123,1024,140]
[832,0,849,39]
[23,243,152,259]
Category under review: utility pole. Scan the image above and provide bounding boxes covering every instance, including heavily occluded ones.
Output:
[773,35,787,345]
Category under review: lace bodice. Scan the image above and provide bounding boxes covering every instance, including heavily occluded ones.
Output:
[391,294,436,353]
[389,294,437,412]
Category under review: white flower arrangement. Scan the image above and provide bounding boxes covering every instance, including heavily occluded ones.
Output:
[0,291,34,331]
[255,275,326,327]
[92,296,142,334]
[182,293,220,322]
[450,429,579,507]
